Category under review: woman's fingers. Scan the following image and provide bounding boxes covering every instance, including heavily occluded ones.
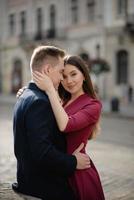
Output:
[34,71,43,77]
[16,87,27,98]
[33,72,46,83]
[32,71,54,92]
[33,75,42,84]
[33,73,41,80]
[34,71,46,79]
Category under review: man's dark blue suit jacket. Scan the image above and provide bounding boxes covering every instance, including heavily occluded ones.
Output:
[13,82,77,200]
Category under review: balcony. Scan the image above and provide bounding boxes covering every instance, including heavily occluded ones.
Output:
[18,29,66,53]
[18,28,67,51]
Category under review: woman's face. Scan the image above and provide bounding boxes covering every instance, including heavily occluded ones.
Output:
[61,64,85,96]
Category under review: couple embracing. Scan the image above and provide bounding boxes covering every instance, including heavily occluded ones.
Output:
[12,45,105,200]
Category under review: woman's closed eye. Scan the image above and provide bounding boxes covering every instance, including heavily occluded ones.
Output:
[71,73,77,77]
[63,73,77,79]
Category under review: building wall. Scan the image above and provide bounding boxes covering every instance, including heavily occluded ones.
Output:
[0,0,134,101]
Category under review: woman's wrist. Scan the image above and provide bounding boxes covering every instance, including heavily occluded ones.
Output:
[46,86,56,96]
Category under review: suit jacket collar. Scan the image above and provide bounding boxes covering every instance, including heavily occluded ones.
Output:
[28,82,38,90]
[28,82,46,95]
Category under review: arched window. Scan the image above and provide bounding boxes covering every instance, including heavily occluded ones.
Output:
[116,50,128,84]
[79,52,90,64]
[79,53,90,68]
[11,59,22,94]
[71,0,78,24]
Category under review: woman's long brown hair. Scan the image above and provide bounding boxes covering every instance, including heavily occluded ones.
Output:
[58,55,101,139]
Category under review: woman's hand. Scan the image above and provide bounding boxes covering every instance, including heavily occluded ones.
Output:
[32,71,69,131]
[16,86,27,98]
[33,71,54,93]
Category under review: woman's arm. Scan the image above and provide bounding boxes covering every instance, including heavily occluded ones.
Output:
[33,71,69,131]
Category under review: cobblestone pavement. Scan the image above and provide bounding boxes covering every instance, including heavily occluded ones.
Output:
[0,102,134,200]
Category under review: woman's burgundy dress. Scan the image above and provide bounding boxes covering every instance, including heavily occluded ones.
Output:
[63,94,105,200]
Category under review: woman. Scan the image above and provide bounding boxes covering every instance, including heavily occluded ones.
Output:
[33,55,105,200]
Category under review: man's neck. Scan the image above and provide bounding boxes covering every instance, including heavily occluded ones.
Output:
[30,79,34,83]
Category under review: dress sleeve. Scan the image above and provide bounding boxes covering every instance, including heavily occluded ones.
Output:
[64,99,102,133]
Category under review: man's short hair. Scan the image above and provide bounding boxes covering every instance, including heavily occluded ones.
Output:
[30,45,65,71]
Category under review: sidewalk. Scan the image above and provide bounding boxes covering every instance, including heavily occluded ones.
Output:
[0,94,16,105]
[0,95,134,200]
[0,94,134,119]
[102,99,134,119]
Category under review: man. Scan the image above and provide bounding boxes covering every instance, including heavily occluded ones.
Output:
[12,46,90,200]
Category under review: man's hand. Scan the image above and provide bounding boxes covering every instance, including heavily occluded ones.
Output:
[73,143,91,170]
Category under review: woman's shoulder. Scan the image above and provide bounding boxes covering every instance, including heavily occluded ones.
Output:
[82,93,101,103]
[81,94,102,110]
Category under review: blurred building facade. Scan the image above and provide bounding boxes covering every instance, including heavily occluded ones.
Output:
[0,0,134,100]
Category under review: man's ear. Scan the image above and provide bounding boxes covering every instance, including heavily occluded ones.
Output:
[42,64,52,75]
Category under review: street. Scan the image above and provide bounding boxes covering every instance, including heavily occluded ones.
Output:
[0,102,134,200]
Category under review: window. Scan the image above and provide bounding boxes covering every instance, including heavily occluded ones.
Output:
[50,4,56,30]
[117,0,128,16]
[71,0,78,24]
[9,13,15,35]
[47,4,56,38]
[87,0,95,21]
[35,7,43,40]
[20,11,26,36]
[116,50,128,84]
[37,8,43,34]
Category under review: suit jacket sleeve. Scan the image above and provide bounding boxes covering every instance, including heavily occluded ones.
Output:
[64,99,102,133]
[25,99,77,176]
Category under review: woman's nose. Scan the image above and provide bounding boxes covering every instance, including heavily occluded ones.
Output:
[67,77,72,83]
